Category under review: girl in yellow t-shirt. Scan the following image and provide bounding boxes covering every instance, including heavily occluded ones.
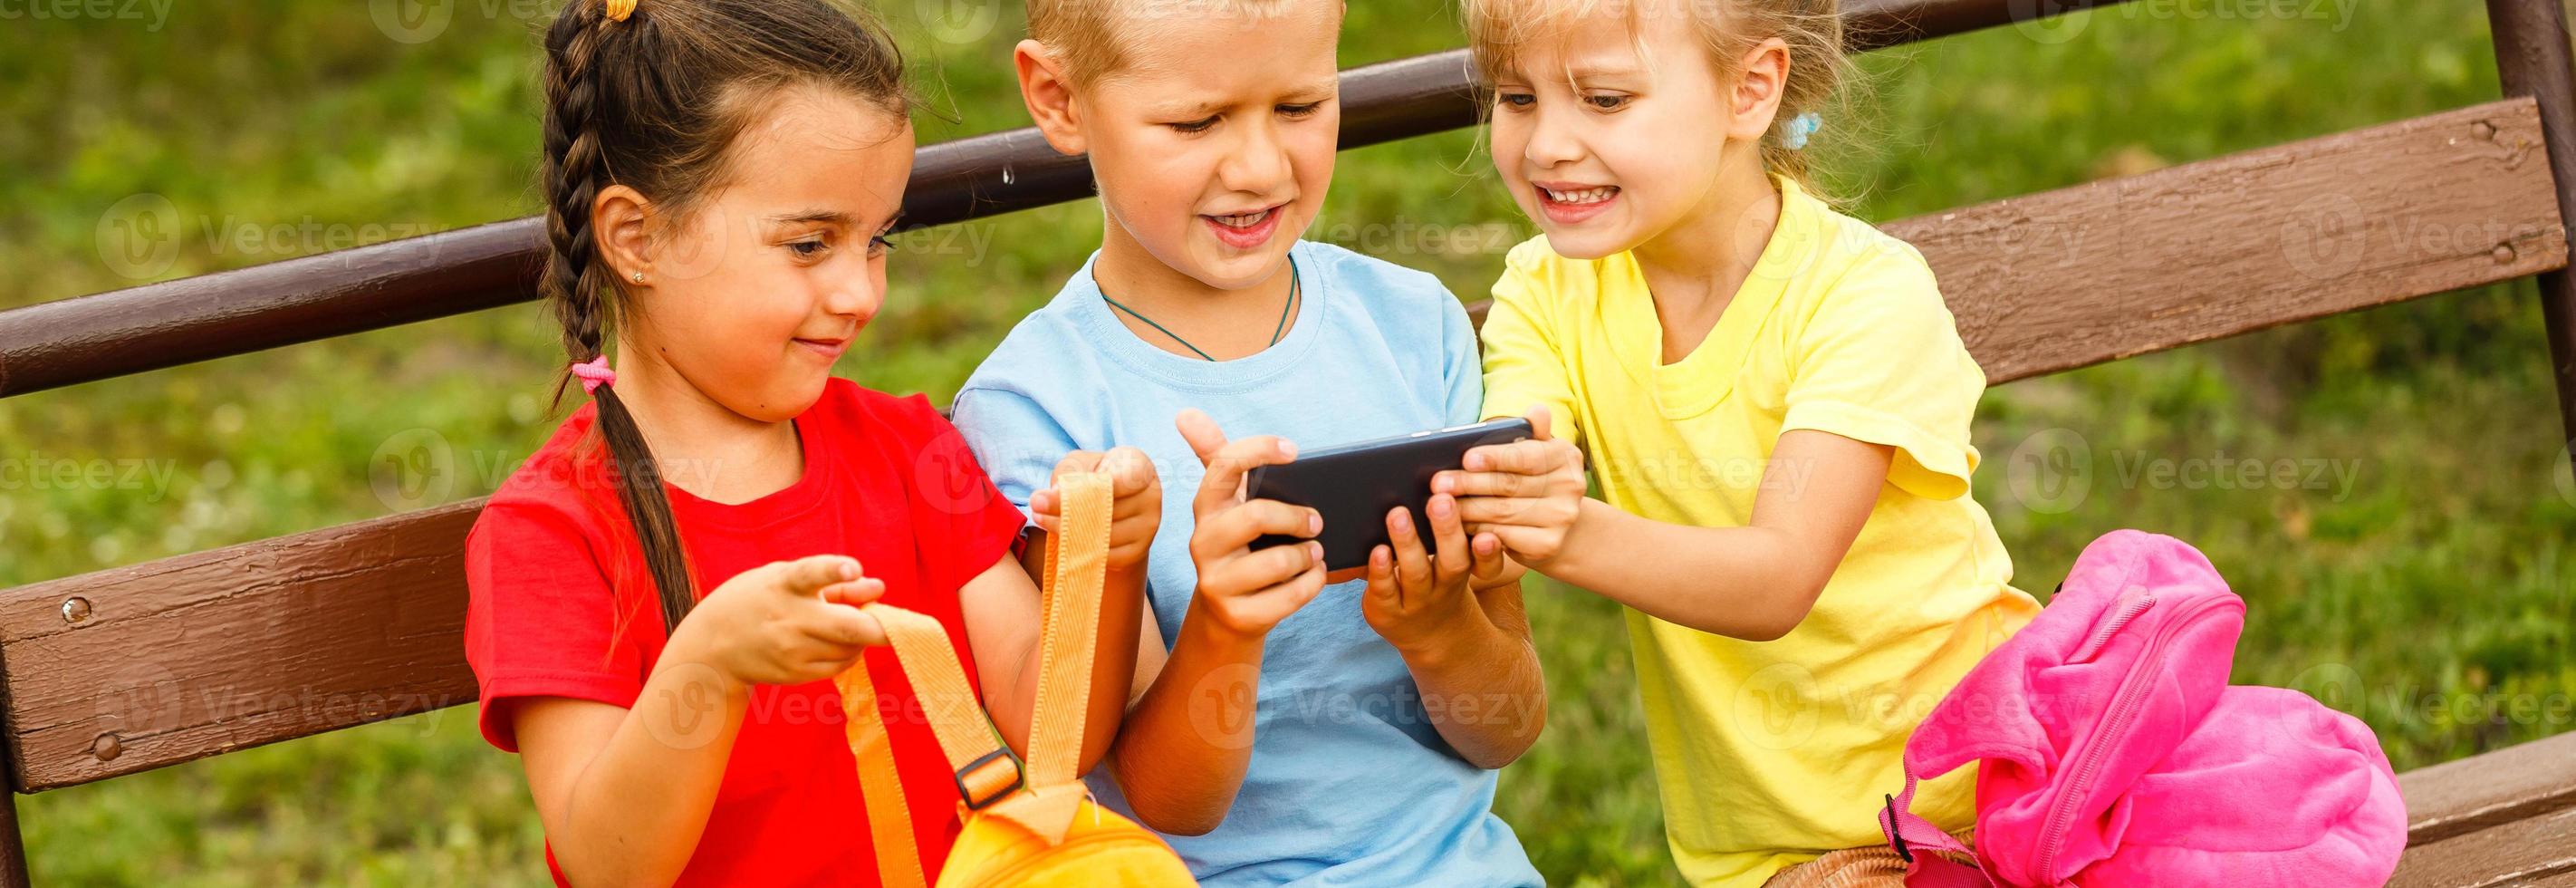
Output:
[1443,1,2043,884]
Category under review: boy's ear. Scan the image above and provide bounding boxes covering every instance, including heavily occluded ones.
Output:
[1014,39,1089,157]
[1729,37,1792,144]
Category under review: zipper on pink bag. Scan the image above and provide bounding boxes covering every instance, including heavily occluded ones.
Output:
[2030,591,2240,883]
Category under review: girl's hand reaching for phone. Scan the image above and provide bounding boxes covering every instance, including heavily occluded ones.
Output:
[664,554,889,689]
[1437,409,1587,569]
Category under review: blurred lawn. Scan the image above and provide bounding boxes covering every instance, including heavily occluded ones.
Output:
[3,0,2572,884]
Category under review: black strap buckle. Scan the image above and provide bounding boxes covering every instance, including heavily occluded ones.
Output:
[1885,793,1914,863]
[953,747,1025,810]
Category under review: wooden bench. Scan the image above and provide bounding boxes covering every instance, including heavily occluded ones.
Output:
[2,0,2571,883]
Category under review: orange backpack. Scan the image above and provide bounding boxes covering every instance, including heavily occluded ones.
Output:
[835,471,1197,888]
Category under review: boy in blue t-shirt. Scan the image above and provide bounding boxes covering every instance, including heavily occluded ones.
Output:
[950,3,1545,885]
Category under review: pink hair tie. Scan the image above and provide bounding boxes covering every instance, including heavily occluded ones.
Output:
[571,353,616,394]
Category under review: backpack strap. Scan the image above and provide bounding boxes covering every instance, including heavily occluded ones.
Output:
[836,660,928,888]
[1878,771,1993,888]
[833,471,1118,880]
[977,470,1113,842]
[1025,470,1112,787]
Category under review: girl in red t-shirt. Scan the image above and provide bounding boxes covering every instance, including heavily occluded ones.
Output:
[462,1,1157,884]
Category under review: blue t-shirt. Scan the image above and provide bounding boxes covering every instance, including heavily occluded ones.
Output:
[953,241,1541,887]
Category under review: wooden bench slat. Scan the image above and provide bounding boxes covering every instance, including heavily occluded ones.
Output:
[1913,97,2566,384]
[2403,729,2576,846]
[0,501,481,790]
[2391,803,2576,888]
[1,100,2565,791]
[1472,98,2570,385]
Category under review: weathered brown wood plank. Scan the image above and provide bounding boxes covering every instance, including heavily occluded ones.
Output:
[2404,729,2576,846]
[2391,804,2576,888]
[0,501,482,790]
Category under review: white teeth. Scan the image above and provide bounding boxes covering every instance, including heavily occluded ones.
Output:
[1212,208,1272,227]
[1541,186,1618,205]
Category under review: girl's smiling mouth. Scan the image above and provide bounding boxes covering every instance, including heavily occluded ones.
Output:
[1534,181,1621,225]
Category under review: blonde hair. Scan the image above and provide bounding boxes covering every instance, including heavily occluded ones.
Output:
[1462,0,1849,188]
[1028,0,1305,83]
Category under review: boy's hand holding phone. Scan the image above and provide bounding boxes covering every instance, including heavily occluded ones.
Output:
[1177,410,1327,638]
[1438,409,1587,570]
[1360,495,1521,656]
[1029,446,1161,572]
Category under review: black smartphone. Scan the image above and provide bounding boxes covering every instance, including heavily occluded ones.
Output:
[1245,418,1534,572]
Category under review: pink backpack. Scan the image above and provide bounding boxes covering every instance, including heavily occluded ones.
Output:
[1876,530,2408,887]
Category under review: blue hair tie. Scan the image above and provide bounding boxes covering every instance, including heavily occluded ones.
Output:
[1782,111,1822,150]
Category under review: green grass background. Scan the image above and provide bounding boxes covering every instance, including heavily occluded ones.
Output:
[4,0,2572,883]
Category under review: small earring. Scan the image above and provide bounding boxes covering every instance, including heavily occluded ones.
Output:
[631,272,645,283]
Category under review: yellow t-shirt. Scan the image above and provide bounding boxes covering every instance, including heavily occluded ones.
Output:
[1480,177,2040,887]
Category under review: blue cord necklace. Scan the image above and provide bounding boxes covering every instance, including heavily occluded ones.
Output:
[1097,256,1301,362]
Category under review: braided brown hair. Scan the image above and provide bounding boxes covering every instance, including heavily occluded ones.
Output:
[539,0,908,632]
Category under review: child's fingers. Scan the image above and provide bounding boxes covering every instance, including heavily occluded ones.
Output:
[1191,434,1297,519]
[1524,406,1555,441]
[1363,545,1399,607]
[1427,495,1471,580]
[1246,559,1330,617]
[1469,532,1510,584]
[1206,540,1323,600]
[1175,409,1230,466]
[1455,496,1545,527]
[1050,450,1106,482]
[1435,469,1551,498]
[1385,507,1434,595]
[1029,487,1059,517]
[1101,446,1159,497]
[1199,498,1320,555]
[1484,525,1557,562]
[818,578,887,608]
[803,603,888,649]
[774,555,863,595]
[1110,510,1158,546]
[1462,439,1560,475]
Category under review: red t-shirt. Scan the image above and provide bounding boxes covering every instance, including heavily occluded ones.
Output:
[463,379,1027,886]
